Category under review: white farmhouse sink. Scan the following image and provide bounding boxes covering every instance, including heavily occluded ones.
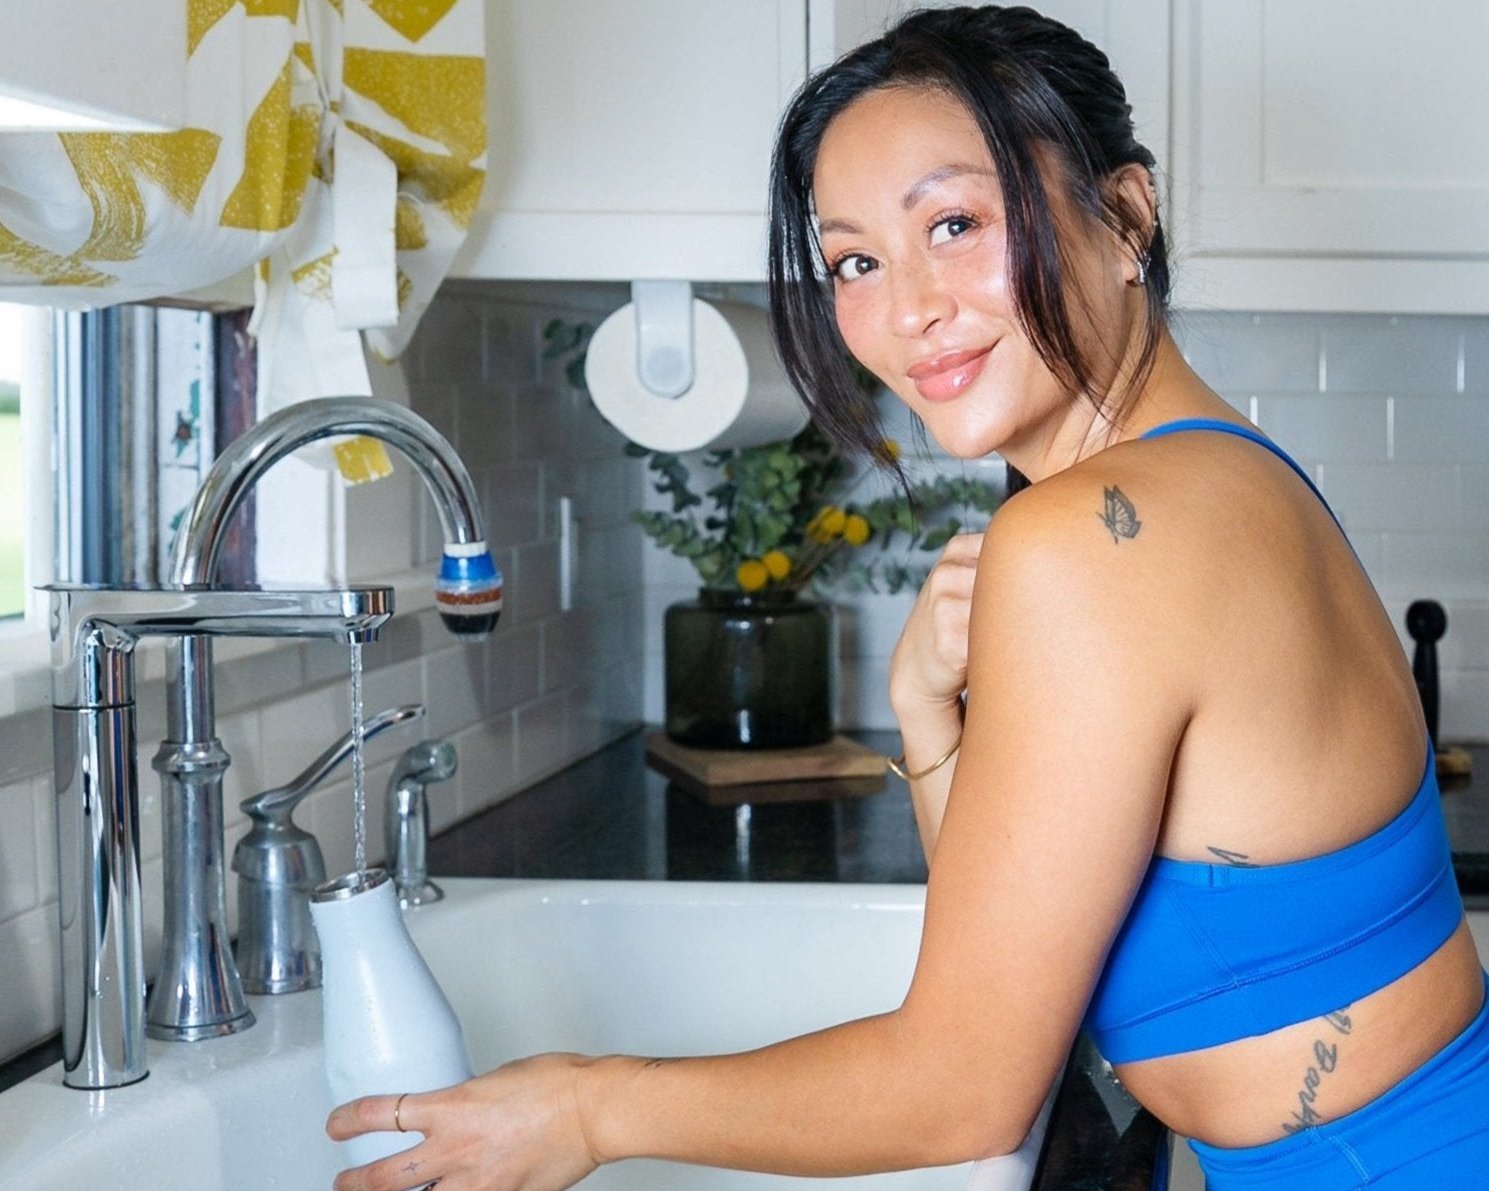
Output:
[0,879,1021,1191]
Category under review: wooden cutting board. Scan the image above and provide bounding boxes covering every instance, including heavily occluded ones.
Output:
[645,732,887,804]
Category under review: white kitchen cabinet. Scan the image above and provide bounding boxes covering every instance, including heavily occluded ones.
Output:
[811,0,1170,187]
[1171,0,1489,313]
[0,0,185,131]
[453,0,807,281]
[453,0,1168,283]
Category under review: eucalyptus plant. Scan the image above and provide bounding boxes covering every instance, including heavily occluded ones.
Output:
[543,316,1005,596]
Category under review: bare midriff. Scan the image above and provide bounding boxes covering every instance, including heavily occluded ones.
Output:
[1112,920,1485,1148]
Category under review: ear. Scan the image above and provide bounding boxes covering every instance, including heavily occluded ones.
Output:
[1104,164,1157,285]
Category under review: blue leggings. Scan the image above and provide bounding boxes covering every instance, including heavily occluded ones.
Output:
[1189,973,1489,1189]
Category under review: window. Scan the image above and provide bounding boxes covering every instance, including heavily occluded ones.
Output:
[0,305,24,619]
[53,305,256,591]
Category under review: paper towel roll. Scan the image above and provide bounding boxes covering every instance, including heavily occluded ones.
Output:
[584,298,810,453]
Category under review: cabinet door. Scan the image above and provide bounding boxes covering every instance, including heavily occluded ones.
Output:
[810,0,1170,186]
[1172,0,1489,312]
[0,0,185,130]
[455,0,807,281]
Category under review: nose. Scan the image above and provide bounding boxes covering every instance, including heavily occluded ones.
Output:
[888,257,955,338]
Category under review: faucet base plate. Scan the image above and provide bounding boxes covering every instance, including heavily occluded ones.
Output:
[146,1008,256,1043]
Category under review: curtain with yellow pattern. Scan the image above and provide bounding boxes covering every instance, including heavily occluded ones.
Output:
[0,0,485,414]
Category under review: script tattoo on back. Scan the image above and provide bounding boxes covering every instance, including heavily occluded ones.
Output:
[1207,846,1258,868]
[1281,1006,1354,1134]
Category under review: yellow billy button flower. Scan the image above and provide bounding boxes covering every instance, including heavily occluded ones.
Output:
[736,558,769,592]
[843,513,871,546]
[880,438,901,462]
[819,506,847,538]
[762,549,792,581]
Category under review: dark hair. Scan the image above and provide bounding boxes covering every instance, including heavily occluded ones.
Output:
[767,4,1169,469]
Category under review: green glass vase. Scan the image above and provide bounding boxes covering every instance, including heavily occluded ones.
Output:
[664,588,834,750]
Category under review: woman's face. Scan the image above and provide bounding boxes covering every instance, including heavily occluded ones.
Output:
[812,86,1139,463]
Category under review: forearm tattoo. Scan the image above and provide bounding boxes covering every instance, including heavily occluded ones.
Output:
[1281,1006,1353,1133]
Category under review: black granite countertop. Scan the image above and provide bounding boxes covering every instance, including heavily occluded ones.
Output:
[427,728,927,884]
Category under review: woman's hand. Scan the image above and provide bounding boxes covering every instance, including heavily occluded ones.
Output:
[325,1054,602,1191]
[888,531,984,718]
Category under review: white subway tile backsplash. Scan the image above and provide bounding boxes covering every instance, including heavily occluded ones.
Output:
[0,778,38,921]
[1461,323,1489,394]
[451,712,518,820]
[511,539,563,625]
[1253,395,1389,463]
[541,613,590,694]
[1172,312,1321,394]
[481,462,545,549]
[485,621,543,715]
[1442,668,1489,741]
[1315,462,1458,533]
[422,644,487,741]
[31,776,55,917]
[1459,466,1489,532]
[1379,532,1489,601]
[1392,398,1489,463]
[0,906,59,1064]
[0,707,52,785]
[514,691,571,789]
[1318,315,1464,395]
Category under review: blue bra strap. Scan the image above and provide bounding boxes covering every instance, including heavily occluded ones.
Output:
[1139,417,1347,537]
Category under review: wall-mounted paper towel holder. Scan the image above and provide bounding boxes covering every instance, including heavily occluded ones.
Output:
[632,279,695,398]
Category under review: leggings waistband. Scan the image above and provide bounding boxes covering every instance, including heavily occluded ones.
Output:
[1189,971,1489,1189]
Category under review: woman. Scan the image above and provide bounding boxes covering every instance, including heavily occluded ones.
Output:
[328,7,1489,1188]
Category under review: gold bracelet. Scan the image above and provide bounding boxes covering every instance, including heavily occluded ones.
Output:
[886,734,962,781]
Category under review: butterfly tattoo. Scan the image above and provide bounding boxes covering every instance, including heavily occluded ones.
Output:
[1098,485,1141,543]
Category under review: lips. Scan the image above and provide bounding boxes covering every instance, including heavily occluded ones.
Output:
[907,343,995,402]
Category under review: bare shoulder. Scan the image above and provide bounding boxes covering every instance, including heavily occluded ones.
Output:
[971,439,1222,699]
[977,442,1180,601]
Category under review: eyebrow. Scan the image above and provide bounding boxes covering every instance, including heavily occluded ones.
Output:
[815,162,996,237]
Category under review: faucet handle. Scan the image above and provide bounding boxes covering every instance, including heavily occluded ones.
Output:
[232,702,424,996]
[240,703,425,825]
[385,739,457,907]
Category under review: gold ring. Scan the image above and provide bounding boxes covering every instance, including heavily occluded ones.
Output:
[394,1092,409,1133]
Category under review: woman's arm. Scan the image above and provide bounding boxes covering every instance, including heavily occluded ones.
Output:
[888,532,980,859]
[328,479,1190,1191]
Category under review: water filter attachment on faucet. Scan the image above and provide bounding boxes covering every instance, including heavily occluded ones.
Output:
[435,542,502,639]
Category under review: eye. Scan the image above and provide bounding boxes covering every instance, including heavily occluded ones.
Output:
[928,213,978,247]
[829,253,878,283]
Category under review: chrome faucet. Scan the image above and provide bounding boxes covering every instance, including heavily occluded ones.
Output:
[54,397,501,1090]
[49,584,393,1089]
[147,397,501,1048]
[233,704,426,995]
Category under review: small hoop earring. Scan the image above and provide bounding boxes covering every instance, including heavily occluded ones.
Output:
[1133,251,1150,287]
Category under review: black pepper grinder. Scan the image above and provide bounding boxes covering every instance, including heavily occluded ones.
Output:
[1405,599,1446,747]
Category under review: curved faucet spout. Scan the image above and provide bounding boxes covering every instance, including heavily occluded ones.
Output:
[146,397,498,1049]
[171,396,487,587]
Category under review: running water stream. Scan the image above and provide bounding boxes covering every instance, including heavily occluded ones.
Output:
[349,642,368,874]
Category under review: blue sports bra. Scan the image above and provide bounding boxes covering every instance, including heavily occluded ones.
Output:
[1081,418,1464,1064]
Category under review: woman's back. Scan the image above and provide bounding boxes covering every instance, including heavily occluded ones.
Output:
[1048,412,1484,1147]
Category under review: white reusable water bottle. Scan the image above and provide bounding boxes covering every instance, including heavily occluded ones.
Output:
[310,867,473,1170]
